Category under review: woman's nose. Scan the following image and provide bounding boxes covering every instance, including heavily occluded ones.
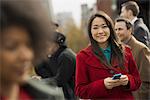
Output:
[98,27,103,33]
[19,46,34,62]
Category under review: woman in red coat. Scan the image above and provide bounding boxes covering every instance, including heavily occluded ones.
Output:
[75,11,141,99]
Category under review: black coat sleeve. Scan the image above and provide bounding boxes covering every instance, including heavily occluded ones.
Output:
[54,54,76,87]
[35,61,52,78]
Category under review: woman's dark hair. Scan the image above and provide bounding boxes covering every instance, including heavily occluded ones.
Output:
[0,0,52,65]
[88,11,125,69]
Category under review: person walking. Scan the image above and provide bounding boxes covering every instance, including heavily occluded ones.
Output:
[75,11,141,99]
[120,1,150,48]
[115,18,150,100]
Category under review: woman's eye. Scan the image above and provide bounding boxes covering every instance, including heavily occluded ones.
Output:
[5,44,18,51]
[93,27,98,29]
[26,42,32,49]
[102,25,108,28]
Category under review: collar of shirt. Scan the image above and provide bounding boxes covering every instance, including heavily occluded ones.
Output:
[101,45,111,53]
[131,17,138,25]
[99,45,111,63]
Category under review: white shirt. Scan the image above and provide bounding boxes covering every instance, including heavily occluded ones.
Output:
[131,17,138,25]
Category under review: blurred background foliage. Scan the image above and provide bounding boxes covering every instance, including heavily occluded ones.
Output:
[64,21,89,53]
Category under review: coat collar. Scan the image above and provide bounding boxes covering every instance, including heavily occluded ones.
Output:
[126,36,137,48]
[131,17,137,25]
[50,46,66,59]
[134,18,143,26]
[83,45,119,70]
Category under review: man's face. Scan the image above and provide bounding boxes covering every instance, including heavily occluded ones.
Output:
[115,21,131,42]
[120,6,129,19]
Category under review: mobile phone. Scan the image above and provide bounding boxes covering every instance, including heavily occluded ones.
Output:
[112,73,122,80]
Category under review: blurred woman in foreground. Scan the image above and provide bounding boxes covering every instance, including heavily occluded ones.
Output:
[0,0,64,100]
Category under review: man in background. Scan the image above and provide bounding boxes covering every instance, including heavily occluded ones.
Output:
[115,18,150,100]
[120,1,150,48]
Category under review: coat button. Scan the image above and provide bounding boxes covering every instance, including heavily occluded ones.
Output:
[110,70,115,74]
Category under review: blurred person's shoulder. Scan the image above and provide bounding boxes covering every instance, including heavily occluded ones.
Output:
[22,80,64,100]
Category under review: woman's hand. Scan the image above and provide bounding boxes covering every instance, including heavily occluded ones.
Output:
[104,77,121,89]
[104,75,129,89]
[119,75,129,86]
[31,75,41,80]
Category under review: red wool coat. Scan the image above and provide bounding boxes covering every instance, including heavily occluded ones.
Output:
[75,45,141,100]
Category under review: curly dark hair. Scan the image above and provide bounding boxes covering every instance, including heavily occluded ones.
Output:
[0,0,52,65]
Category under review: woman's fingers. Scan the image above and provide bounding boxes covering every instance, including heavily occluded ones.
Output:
[119,75,129,86]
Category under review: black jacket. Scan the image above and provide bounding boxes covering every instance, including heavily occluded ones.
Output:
[35,46,76,100]
[133,18,150,48]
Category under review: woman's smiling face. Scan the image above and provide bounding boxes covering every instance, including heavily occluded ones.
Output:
[0,26,34,84]
[91,17,110,47]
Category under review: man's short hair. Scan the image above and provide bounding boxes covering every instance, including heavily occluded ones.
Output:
[115,17,133,30]
[121,1,139,16]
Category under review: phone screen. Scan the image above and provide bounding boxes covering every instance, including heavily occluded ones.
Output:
[112,73,122,80]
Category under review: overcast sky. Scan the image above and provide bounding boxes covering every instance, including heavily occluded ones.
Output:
[51,0,96,26]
